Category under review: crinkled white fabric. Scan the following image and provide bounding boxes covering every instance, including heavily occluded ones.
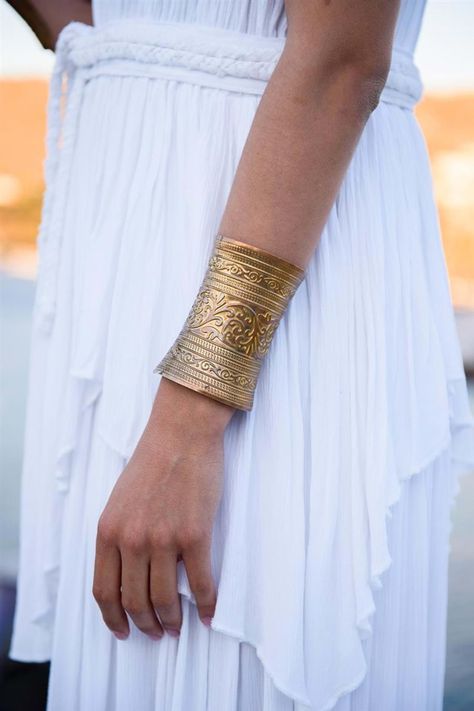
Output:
[9,3,474,711]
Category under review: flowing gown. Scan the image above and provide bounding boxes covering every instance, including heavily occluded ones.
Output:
[9,1,474,709]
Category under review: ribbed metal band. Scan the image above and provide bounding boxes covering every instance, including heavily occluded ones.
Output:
[154,235,305,410]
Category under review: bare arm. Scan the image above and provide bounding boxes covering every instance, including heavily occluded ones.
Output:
[220,0,400,268]
[6,0,91,49]
[93,1,401,642]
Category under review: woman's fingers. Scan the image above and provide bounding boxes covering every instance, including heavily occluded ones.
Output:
[93,528,129,639]
[182,534,216,625]
[120,544,164,640]
[93,522,216,641]
[150,547,182,636]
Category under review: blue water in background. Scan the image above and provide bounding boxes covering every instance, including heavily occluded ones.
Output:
[1,272,473,709]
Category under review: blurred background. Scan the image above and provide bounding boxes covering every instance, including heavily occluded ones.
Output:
[0,1,473,709]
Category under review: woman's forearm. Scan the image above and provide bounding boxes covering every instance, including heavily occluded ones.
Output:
[154,3,402,416]
[219,0,401,269]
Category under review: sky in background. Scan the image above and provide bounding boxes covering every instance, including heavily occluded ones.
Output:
[0,0,473,90]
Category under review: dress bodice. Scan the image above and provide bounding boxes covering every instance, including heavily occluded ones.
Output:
[92,0,427,55]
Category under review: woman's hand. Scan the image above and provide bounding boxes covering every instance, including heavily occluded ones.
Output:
[92,378,235,640]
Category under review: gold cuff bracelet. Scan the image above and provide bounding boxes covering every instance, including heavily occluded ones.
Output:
[154,235,305,411]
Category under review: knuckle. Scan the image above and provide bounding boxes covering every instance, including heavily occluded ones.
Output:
[121,597,143,616]
[151,596,175,612]
[97,515,118,545]
[120,528,146,554]
[179,525,207,549]
[92,584,114,605]
[163,618,181,632]
[150,525,174,550]
[193,579,213,599]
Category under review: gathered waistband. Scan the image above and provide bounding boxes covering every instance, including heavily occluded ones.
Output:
[59,19,422,107]
[35,19,423,333]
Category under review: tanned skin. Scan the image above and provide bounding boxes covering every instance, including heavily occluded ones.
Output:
[6,0,92,48]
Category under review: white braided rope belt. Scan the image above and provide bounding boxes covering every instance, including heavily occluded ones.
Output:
[35,19,423,333]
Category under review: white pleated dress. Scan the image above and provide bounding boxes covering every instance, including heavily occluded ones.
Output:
[9,1,474,710]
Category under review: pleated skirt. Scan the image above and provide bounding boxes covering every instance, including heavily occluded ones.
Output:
[9,19,474,711]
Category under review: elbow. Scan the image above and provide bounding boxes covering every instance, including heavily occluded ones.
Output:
[348,59,391,115]
[331,55,391,115]
[284,41,392,116]
[349,50,392,112]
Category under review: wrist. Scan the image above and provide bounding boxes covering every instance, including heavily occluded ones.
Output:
[150,376,235,437]
[154,236,304,411]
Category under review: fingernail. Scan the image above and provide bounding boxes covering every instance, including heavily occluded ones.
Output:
[166,628,180,638]
[201,616,213,627]
[113,631,128,641]
[149,632,163,640]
